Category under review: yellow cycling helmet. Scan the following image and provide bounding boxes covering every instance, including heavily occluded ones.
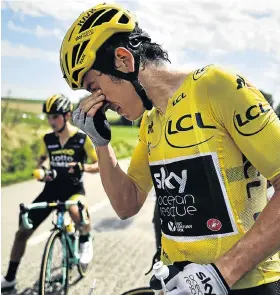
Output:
[60,3,137,90]
[60,3,153,110]
[43,94,73,114]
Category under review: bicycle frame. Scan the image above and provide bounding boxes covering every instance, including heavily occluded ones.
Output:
[20,200,88,268]
[56,210,80,266]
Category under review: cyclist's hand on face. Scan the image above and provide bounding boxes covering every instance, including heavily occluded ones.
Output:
[79,89,106,117]
[73,89,111,146]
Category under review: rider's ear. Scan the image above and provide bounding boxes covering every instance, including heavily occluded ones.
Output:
[66,112,71,120]
[114,47,135,73]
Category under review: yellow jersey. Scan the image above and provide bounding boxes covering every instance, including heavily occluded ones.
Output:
[127,65,280,289]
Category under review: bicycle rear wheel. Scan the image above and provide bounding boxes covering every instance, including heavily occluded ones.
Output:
[120,287,154,295]
[39,229,69,295]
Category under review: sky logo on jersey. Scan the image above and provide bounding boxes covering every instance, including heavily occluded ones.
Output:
[233,103,272,136]
[150,155,236,238]
[154,167,187,193]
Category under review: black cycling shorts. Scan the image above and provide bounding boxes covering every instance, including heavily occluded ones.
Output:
[19,182,85,230]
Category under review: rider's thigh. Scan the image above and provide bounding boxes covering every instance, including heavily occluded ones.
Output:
[68,194,88,224]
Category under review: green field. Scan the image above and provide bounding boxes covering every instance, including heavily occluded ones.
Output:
[1,98,138,186]
[1,98,121,121]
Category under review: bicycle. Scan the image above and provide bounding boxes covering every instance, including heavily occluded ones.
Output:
[20,200,92,295]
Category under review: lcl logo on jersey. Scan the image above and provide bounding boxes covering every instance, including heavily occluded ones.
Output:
[165,112,216,148]
[193,65,212,81]
[233,103,271,136]
[172,92,186,106]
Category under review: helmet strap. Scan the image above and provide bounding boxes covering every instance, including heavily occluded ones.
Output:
[93,54,153,110]
[56,115,67,133]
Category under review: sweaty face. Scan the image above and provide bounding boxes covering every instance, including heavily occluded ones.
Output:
[47,114,65,132]
[82,69,145,121]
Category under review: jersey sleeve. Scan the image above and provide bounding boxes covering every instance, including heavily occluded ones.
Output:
[127,112,153,194]
[206,66,280,181]
[39,136,48,157]
[84,135,98,162]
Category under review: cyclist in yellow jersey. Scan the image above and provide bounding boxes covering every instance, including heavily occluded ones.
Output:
[60,3,280,294]
[1,94,99,291]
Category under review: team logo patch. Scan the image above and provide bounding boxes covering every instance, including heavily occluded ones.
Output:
[150,155,237,240]
[193,65,212,81]
[207,218,222,231]
[165,112,216,148]
[236,75,255,90]
[233,103,272,136]
[168,221,176,232]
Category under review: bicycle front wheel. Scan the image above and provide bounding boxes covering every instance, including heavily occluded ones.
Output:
[39,229,69,295]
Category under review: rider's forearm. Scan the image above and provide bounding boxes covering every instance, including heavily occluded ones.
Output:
[83,162,99,173]
[36,155,48,169]
[96,144,145,219]
[215,182,280,288]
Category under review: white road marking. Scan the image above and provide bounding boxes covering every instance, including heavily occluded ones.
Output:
[28,199,110,246]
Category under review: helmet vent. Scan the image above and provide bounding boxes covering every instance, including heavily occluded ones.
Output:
[119,14,129,24]
[79,9,105,33]
[72,82,78,89]
[65,53,70,75]
[73,68,83,82]
[72,44,80,67]
[77,40,89,64]
[92,9,118,27]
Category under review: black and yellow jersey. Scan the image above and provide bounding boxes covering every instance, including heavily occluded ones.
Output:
[127,65,280,289]
[40,127,97,184]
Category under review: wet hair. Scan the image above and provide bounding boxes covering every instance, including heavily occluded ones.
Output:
[93,24,171,81]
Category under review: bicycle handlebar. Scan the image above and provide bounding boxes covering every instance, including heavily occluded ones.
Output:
[20,200,86,230]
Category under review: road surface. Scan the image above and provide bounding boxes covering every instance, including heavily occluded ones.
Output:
[1,159,156,295]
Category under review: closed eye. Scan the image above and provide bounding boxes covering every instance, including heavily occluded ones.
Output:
[86,83,97,93]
